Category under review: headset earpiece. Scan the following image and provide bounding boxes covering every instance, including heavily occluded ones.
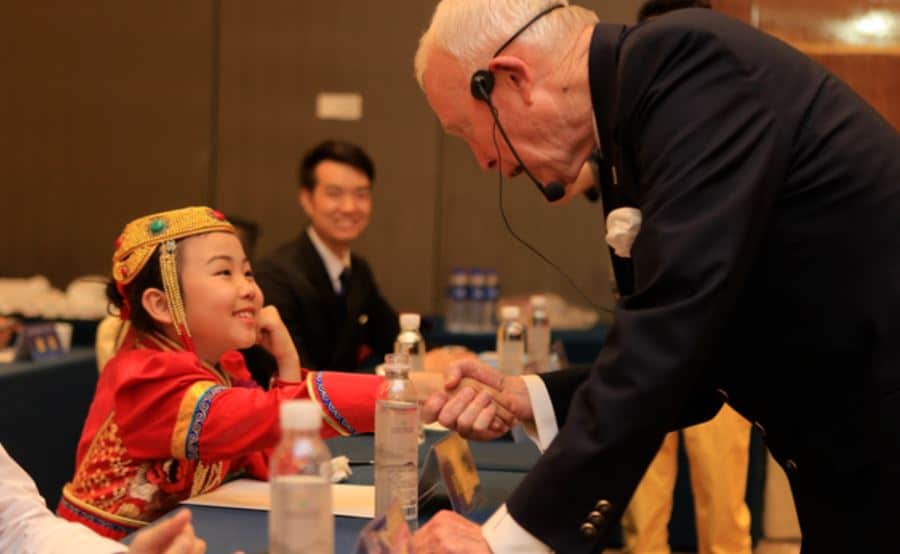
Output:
[470,69,495,103]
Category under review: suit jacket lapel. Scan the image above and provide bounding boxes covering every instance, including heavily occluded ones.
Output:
[589,23,636,297]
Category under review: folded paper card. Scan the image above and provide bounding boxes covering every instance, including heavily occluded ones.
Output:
[183,478,374,518]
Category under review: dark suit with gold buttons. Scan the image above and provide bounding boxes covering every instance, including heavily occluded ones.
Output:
[254,231,398,373]
[505,9,900,553]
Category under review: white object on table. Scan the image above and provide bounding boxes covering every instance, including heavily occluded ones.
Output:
[183,478,375,518]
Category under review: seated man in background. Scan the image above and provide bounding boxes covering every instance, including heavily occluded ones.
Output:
[256,140,399,373]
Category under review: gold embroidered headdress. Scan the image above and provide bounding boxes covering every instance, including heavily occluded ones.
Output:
[112,206,234,352]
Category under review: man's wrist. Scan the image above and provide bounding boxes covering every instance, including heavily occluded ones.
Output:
[483,503,553,553]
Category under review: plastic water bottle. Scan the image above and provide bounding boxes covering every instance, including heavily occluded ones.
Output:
[375,353,419,530]
[394,313,425,372]
[269,400,333,554]
[467,269,486,333]
[445,268,468,333]
[528,295,551,374]
[497,306,526,375]
[483,269,500,332]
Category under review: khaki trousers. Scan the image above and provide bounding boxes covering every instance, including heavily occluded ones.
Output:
[621,405,752,554]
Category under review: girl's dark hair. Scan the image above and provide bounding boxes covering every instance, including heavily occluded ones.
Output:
[105,247,164,333]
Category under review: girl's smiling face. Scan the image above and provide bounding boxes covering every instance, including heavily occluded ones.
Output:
[176,232,263,363]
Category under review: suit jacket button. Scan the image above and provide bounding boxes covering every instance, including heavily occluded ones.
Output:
[785,459,799,474]
[595,499,612,513]
[358,314,369,325]
[716,388,730,403]
[580,522,597,538]
[752,421,767,439]
[587,510,605,526]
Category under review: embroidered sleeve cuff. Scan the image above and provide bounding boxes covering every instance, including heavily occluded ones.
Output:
[520,374,558,452]
[304,371,380,437]
[171,380,226,460]
[306,372,355,436]
[483,503,553,553]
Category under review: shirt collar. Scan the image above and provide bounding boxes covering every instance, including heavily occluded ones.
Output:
[307,227,351,294]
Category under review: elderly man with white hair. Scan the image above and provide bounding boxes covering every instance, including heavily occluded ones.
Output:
[413,0,900,553]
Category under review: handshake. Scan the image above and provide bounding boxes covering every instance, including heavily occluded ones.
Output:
[412,358,534,441]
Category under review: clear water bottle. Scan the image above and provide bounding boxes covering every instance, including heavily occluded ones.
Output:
[466,269,486,333]
[374,353,419,530]
[483,269,500,332]
[497,306,526,375]
[528,295,551,374]
[269,400,333,554]
[394,313,425,372]
[445,268,468,333]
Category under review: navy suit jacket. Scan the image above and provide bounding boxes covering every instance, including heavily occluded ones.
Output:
[507,9,900,553]
[255,231,398,373]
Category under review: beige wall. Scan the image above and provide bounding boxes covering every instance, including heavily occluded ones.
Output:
[0,1,642,316]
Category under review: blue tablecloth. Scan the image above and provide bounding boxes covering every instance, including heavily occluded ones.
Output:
[133,433,533,553]
[0,347,97,507]
[3,346,765,551]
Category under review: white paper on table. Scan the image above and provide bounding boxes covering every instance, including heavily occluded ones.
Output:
[423,421,448,432]
[182,478,374,518]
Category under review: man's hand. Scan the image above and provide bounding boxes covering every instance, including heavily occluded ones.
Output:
[422,359,533,440]
[128,509,207,554]
[410,510,491,553]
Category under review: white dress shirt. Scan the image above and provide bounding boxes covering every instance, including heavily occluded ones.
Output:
[0,443,125,554]
[482,374,561,553]
[307,227,352,294]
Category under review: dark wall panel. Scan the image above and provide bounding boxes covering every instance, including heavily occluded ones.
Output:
[0,2,215,286]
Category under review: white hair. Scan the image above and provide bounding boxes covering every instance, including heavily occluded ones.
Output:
[414,0,598,88]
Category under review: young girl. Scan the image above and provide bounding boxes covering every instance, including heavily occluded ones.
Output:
[57,206,444,539]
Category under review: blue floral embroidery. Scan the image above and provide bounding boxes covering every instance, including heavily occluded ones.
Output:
[184,385,226,461]
[315,372,356,435]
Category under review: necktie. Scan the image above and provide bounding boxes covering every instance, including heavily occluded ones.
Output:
[338,267,351,297]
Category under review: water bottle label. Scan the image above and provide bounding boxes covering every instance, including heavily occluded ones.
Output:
[470,287,486,301]
[270,476,333,554]
[448,285,467,301]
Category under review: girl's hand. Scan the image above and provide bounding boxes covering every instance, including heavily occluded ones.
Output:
[410,371,445,401]
[256,306,301,382]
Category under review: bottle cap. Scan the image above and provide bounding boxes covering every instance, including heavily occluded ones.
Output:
[529,294,547,308]
[500,305,520,320]
[280,400,322,431]
[399,313,421,330]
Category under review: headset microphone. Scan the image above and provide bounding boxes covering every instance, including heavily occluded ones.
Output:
[470,70,566,203]
[466,3,612,315]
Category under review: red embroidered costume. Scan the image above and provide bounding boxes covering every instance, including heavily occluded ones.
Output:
[57,331,379,539]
